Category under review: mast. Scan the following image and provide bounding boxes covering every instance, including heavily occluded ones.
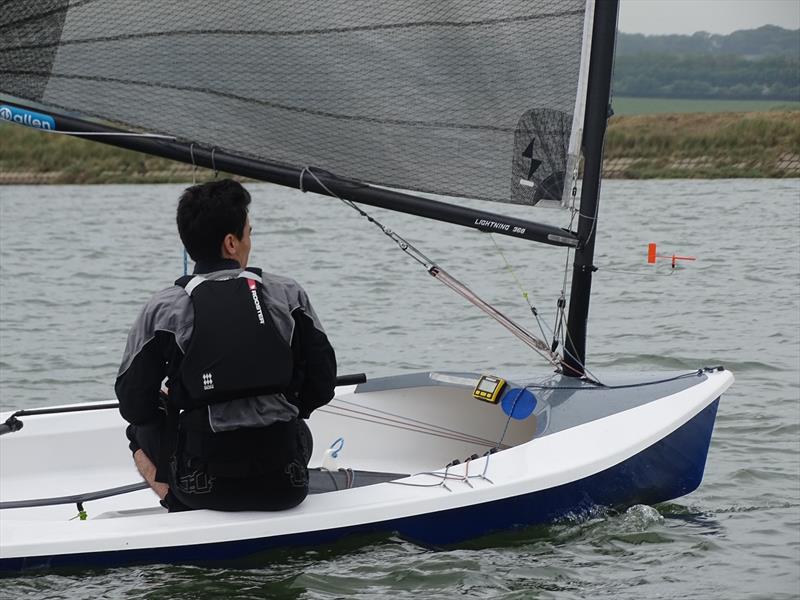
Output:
[562,0,619,377]
[0,99,577,250]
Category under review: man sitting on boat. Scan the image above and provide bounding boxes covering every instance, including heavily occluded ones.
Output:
[115,179,337,511]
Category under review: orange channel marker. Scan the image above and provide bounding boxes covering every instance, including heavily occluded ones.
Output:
[647,243,696,268]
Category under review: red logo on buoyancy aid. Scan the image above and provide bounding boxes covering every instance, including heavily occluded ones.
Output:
[247,278,266,325]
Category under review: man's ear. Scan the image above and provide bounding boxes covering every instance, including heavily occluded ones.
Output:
[221,233,237,259]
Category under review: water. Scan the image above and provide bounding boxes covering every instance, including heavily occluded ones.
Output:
[1,179,798,598]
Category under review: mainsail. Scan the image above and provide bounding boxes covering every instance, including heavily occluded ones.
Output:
[1,0,593,207]
[1,0,618,374]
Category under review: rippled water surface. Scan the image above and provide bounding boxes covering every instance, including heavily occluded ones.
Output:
[1,180,798,598]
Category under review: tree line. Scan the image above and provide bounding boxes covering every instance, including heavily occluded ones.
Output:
[614,26,799,100]
[614,54,798,100]
[617,26,798,58]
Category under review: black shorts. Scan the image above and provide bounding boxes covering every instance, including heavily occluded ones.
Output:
[127,418,312,512]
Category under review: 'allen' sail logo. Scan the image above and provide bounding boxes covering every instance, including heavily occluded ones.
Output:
[0,105,55,130]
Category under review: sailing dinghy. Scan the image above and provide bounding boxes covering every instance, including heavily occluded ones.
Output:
[0,0,733,571]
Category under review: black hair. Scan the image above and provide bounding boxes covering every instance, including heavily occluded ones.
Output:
[176,179,251,262]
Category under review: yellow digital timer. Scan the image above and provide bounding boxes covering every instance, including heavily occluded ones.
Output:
[472,375,507,403]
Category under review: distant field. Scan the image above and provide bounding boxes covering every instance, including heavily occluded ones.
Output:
[613,96,800,115]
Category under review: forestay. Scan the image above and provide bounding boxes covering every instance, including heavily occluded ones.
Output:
[1,0,593,206]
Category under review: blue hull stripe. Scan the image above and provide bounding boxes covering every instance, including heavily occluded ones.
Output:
[1,398,719,572]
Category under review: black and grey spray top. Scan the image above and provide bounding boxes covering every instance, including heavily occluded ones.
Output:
[115,260,336,432]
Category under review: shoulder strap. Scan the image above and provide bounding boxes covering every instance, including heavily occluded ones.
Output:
[238,266,263,282]
[176,267,261,295]
[175,274,206,296]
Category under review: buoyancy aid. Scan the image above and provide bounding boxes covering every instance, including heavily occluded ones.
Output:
[172,268,293,410]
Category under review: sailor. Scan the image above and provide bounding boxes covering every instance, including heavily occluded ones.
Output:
[115,179,337,511]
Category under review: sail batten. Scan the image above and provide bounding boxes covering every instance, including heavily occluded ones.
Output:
[2,0,593,207]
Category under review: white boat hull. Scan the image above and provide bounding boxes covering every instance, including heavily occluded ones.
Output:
[0,368,733,571]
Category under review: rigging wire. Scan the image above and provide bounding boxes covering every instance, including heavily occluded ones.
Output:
[383,366,716,492]
[484,232,595,382]
[556,299,604,384]
[480,185,597,382]
[189,143,197,185]
[523,368,717,391]
[333,396,502,444]
[488,233,551,345]
[549,180,609,383]
[299,167,560,367]
[388,385,524,490]
[299,166,600,378]
[210,147,219,178]
[553,188,580,356]
[182,144,200,276]
[181,143,221,274]
[316,403,510,449]
[485,231,597,382]
[299,166,598,379]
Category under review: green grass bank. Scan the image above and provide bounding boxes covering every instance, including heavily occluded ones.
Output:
[1,110,799,184]
[605,110,799,178]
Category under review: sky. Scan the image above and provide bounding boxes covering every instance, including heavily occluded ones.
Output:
[618,0,800,35]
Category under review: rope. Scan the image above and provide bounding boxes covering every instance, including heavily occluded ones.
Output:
[388,457,496,491]
[299,166,559,366]
[488,233,533,307]
[524,368,716,391]
[189,143,197,184]
[383,367,713,492]
[316,404,509,449]
[431,267,559,364]
[387,384,527,491]
[544,183,609,382]
[488,233,551,344]
[496,389,522,444]
[210,147,219,178]
[556,300,604,383]
[578,205,600,249]
[332,397,501,445]
[314,367,720,476]
[183,143,200,276]
[482,232,596,380]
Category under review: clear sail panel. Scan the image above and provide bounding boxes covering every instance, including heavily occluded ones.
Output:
[1,0,593,206]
